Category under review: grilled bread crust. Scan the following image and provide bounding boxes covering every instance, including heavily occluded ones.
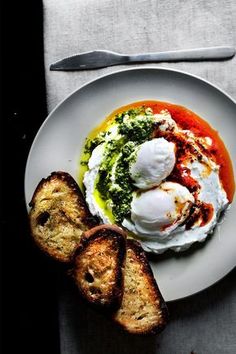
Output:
[73,225,126,310]
[113,239,168,335]
[29,172,168,334]
[29,171,98,262]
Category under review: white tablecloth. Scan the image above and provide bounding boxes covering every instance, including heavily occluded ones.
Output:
[43,1,236,353]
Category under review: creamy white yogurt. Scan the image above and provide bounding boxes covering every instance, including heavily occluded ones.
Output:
[83,108,229,253]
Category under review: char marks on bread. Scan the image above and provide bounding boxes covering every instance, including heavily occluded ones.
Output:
[73,225,126,310]
[113,239,168,335]
[28,171,168,334]
[29,171,98,262]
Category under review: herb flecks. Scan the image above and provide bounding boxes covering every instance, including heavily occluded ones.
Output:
[117,108,154,144]
[110,142,137,222]
[84,131,107,154]
[85,106,156,223]
[96,138,124,200]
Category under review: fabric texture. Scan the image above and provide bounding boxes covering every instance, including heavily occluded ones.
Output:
[43,0,236,353]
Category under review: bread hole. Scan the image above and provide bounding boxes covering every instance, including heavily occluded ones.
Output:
[53,188,60,193]
[137,314,145,320]
[89,286,102,295]
[85,272,94,283]
[37,211,50,226]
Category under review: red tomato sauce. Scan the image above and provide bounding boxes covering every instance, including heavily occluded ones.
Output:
[124,100,235,203]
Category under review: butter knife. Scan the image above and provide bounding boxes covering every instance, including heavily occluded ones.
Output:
[50,46,235,71]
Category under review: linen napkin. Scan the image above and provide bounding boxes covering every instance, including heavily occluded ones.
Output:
[43,1,236,353]
[44,0,236,111]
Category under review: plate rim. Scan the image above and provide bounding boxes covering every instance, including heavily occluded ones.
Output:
[24,66,236,302]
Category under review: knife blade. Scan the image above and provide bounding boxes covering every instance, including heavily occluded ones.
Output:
[50,46,235,71]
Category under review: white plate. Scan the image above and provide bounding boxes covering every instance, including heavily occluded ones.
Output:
[24,67,236,302]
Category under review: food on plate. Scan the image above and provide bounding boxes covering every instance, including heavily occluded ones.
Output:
[29,171,98,262]
[113,239,168,335]
[80,100,235,253]
[73,224,126,309]
[129,138,176,189]
[130,181,194,236]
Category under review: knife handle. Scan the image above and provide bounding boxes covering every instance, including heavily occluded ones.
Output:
[128,46,235,63]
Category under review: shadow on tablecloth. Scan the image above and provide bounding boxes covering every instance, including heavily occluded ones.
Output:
[59,267,236,354]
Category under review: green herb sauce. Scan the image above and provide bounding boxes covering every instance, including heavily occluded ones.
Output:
[84,107,155,223]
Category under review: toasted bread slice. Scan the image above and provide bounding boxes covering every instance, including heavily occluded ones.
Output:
[29,172,98,262]
[73,225,126,309]
[113,240,168,335]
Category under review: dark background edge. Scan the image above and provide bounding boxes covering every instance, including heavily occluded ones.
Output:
[1,1,60,353]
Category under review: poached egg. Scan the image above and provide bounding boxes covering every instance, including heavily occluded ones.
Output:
[129,138,176,189]
[82,103,231,253]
